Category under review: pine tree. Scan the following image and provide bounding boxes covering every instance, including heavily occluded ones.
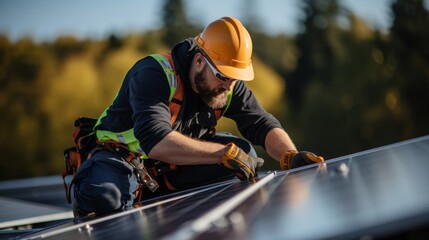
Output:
[389,0,429,137]
[162,0,195,47]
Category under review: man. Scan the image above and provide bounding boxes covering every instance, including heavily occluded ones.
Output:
[72,16,323,216]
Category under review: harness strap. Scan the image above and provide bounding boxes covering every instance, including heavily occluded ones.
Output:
[61,169,72,204]
[159,53,184,125]
[163,174,177,191]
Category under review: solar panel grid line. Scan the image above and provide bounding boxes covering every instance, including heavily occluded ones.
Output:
[151,182,233,224]
[138,177,239,206]
[162,172,277,240]
[193,173,291,240]
[322,135,429,166]
[191,172,276,231]
[137,181,238,237]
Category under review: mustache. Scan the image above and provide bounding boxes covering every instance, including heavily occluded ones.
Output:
[210,87,227,96]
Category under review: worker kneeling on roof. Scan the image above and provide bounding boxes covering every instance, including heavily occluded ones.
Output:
[71,16,324,217]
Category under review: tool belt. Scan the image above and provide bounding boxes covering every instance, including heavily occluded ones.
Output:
[99,141,160,193]
[62,117,178,204]
[99,141,179,201]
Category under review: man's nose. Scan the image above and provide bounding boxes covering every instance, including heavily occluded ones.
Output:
[222,80,233,91]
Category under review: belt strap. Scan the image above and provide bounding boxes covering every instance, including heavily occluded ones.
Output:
[100,141,159,193]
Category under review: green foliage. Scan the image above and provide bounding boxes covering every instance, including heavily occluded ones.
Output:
[0,36,53,179]
[286,0,343,109]
[51,36,89,61]
[251,32,297,76]
[389,0,429,137]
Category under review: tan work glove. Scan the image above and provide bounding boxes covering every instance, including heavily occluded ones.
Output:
[221,143,264,180]
[280,151,324,170]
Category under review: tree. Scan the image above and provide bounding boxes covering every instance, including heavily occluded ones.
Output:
[389,0,429,138]
[0,37,53,179]
[161,0,197,47]
[286,0,342,110]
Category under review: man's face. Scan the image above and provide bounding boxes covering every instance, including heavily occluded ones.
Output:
[193,57,235,109]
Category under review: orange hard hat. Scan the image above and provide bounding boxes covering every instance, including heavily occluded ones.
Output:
[195,16,254,81]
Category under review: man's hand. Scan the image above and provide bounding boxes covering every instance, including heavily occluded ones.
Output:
[280,151,324,170]
[221,143,264,180]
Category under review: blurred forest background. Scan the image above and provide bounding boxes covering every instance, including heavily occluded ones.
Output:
[1,0,428,180]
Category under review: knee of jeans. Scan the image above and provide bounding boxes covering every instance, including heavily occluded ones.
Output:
[74,182,123,215]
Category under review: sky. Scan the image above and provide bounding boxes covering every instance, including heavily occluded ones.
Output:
[0,0,427,43]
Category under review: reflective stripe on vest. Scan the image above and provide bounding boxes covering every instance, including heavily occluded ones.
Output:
[94,53,232,158]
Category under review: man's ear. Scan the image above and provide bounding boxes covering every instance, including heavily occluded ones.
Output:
[195,52,203,63]
[194,53,205,69]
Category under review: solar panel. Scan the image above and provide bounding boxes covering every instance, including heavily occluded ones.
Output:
[0,197,72,229]
[15,135,429,239]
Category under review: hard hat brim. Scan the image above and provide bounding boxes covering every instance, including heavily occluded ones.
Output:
[216,62,254,81]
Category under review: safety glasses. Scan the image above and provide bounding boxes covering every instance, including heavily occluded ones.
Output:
[202,55,232,82]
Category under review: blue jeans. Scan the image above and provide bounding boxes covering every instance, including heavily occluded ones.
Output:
[73,133,256,215]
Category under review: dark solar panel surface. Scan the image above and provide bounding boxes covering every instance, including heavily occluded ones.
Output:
[17,135,429,240]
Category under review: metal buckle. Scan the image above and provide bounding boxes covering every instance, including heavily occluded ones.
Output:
[195,112,216,127]
[130,158,159,192]
[195,112,210,125]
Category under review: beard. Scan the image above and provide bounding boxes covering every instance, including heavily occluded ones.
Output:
[194,69,229,109]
